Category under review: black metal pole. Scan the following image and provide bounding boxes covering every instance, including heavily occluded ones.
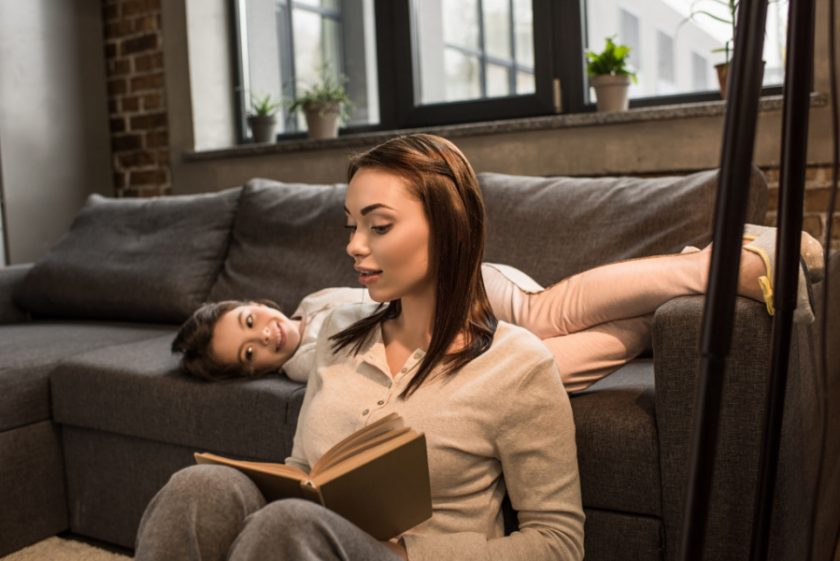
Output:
[749,0,816,558]
[678,0,770,559]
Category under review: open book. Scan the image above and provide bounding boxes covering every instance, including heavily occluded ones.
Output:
[194,413,432,540]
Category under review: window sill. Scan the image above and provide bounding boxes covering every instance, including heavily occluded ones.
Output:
[185,93,828,162]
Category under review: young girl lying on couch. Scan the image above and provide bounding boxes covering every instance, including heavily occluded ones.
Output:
[172,209,823,394]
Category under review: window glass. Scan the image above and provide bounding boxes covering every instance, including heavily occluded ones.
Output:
[238,0,378,137]
[585,0,788,100]
[413,0,535,105]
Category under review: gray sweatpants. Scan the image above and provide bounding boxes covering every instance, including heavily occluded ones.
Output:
[134,464,404,561]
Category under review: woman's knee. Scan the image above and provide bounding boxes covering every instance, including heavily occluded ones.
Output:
[164,465,264,510]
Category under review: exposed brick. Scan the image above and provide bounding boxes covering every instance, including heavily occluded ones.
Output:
[113,172,126,189]
[804,188,832,212]
[134,52,163,73]
[105,41,117,59]
[130,112,167,131]
[110,117,126,134]
[108,99,118,115]
[802,215,824,239]
[121,33,158,56]
[122,0,161,18]
[112,134,143,152]
[107,77,127,96]
[118,150,156,168]
[142,92,162,110]
[108,58,132,76]
[121,96,140,112]
[156,149,170,165]
[105,19,134,40]
[130,169,167,186]
[130,72,163,93]
[133,15,160,33]
[145,130,168,149]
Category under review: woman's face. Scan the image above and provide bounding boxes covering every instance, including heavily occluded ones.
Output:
[210,303,302,373]
[345,168,432,303]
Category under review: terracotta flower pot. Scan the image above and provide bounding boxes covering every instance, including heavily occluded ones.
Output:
[247,115,277,143]
[715,60,766,99]
[590,74,632,112]
[303,102,341,139]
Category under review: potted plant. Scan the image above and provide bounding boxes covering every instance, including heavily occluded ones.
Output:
[288,65,352,140]
[247,93,282,143]
[585,36,638,112]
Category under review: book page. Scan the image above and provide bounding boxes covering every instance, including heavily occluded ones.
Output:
[311,412,405,475]
[313,426,412,475]
[310,430,421,486]
[194,452,311,502]
[194,452,306,479]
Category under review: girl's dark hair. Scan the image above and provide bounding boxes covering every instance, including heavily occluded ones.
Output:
[172,299,283,382]
[331,133,497,398]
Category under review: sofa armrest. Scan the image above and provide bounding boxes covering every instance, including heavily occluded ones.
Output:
[652,295,817,561]
[0,264,32,324]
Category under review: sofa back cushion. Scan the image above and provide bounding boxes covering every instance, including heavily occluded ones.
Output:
[207,179,358,314]
[479,168,768,286]
[13,189,240,323]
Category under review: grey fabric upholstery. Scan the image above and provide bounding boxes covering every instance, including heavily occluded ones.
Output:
[582,509,663,561]
[51,334,305,460]
[479,168,768,285]
[208,179,358,315]
[13,189,240,323]
[0,421,67,556]
[572,360,660,516]
[0,322,174,432]
[653,295,821,561]
[61,427,200,548]
[0,265,31,324]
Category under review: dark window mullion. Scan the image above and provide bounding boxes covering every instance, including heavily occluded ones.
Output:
[552,0,586,113]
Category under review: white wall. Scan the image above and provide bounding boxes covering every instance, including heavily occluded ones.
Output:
[0,0,112,264]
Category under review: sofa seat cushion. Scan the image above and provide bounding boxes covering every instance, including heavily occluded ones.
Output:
[51,334,306,461]
[207,179,359,315]
[479,168,768,286]
[0,322,175,431]
[13,188,241,323]
[571,359,661,516]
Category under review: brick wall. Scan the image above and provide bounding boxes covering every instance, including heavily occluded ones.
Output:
[764,164,840,251]
[102,0,171,197]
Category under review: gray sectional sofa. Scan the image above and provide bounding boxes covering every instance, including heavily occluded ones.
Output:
[1,168,837,561]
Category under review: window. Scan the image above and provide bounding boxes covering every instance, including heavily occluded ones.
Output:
[412,0,535,104]
[231,0,788,140]
[585,0,787,103]
[235,0,379,139]
[657,31,675,86]
[692,52,708,90]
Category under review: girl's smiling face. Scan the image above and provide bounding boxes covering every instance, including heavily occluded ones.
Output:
[210,302,301,373]
[344,167,432,303]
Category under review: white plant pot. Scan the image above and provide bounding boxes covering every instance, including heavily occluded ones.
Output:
[303,102,341,139]
[590,74,632,112]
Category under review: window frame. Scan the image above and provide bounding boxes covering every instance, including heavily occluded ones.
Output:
[229,0,789,142]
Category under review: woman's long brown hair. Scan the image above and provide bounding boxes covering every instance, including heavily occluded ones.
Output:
[330,134,497,398]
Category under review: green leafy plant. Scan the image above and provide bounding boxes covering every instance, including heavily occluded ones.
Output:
[679,0,783,64]
[287,63,352,120]
[248,93,283,117]
[585,36,638,83]
[678,0,738,63]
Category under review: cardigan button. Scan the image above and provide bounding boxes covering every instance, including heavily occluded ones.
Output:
[377,400,385,405]
[362,409,369,416]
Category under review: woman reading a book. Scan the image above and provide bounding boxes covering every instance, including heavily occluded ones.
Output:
[136,133,821,561]
[135,133,587,560]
